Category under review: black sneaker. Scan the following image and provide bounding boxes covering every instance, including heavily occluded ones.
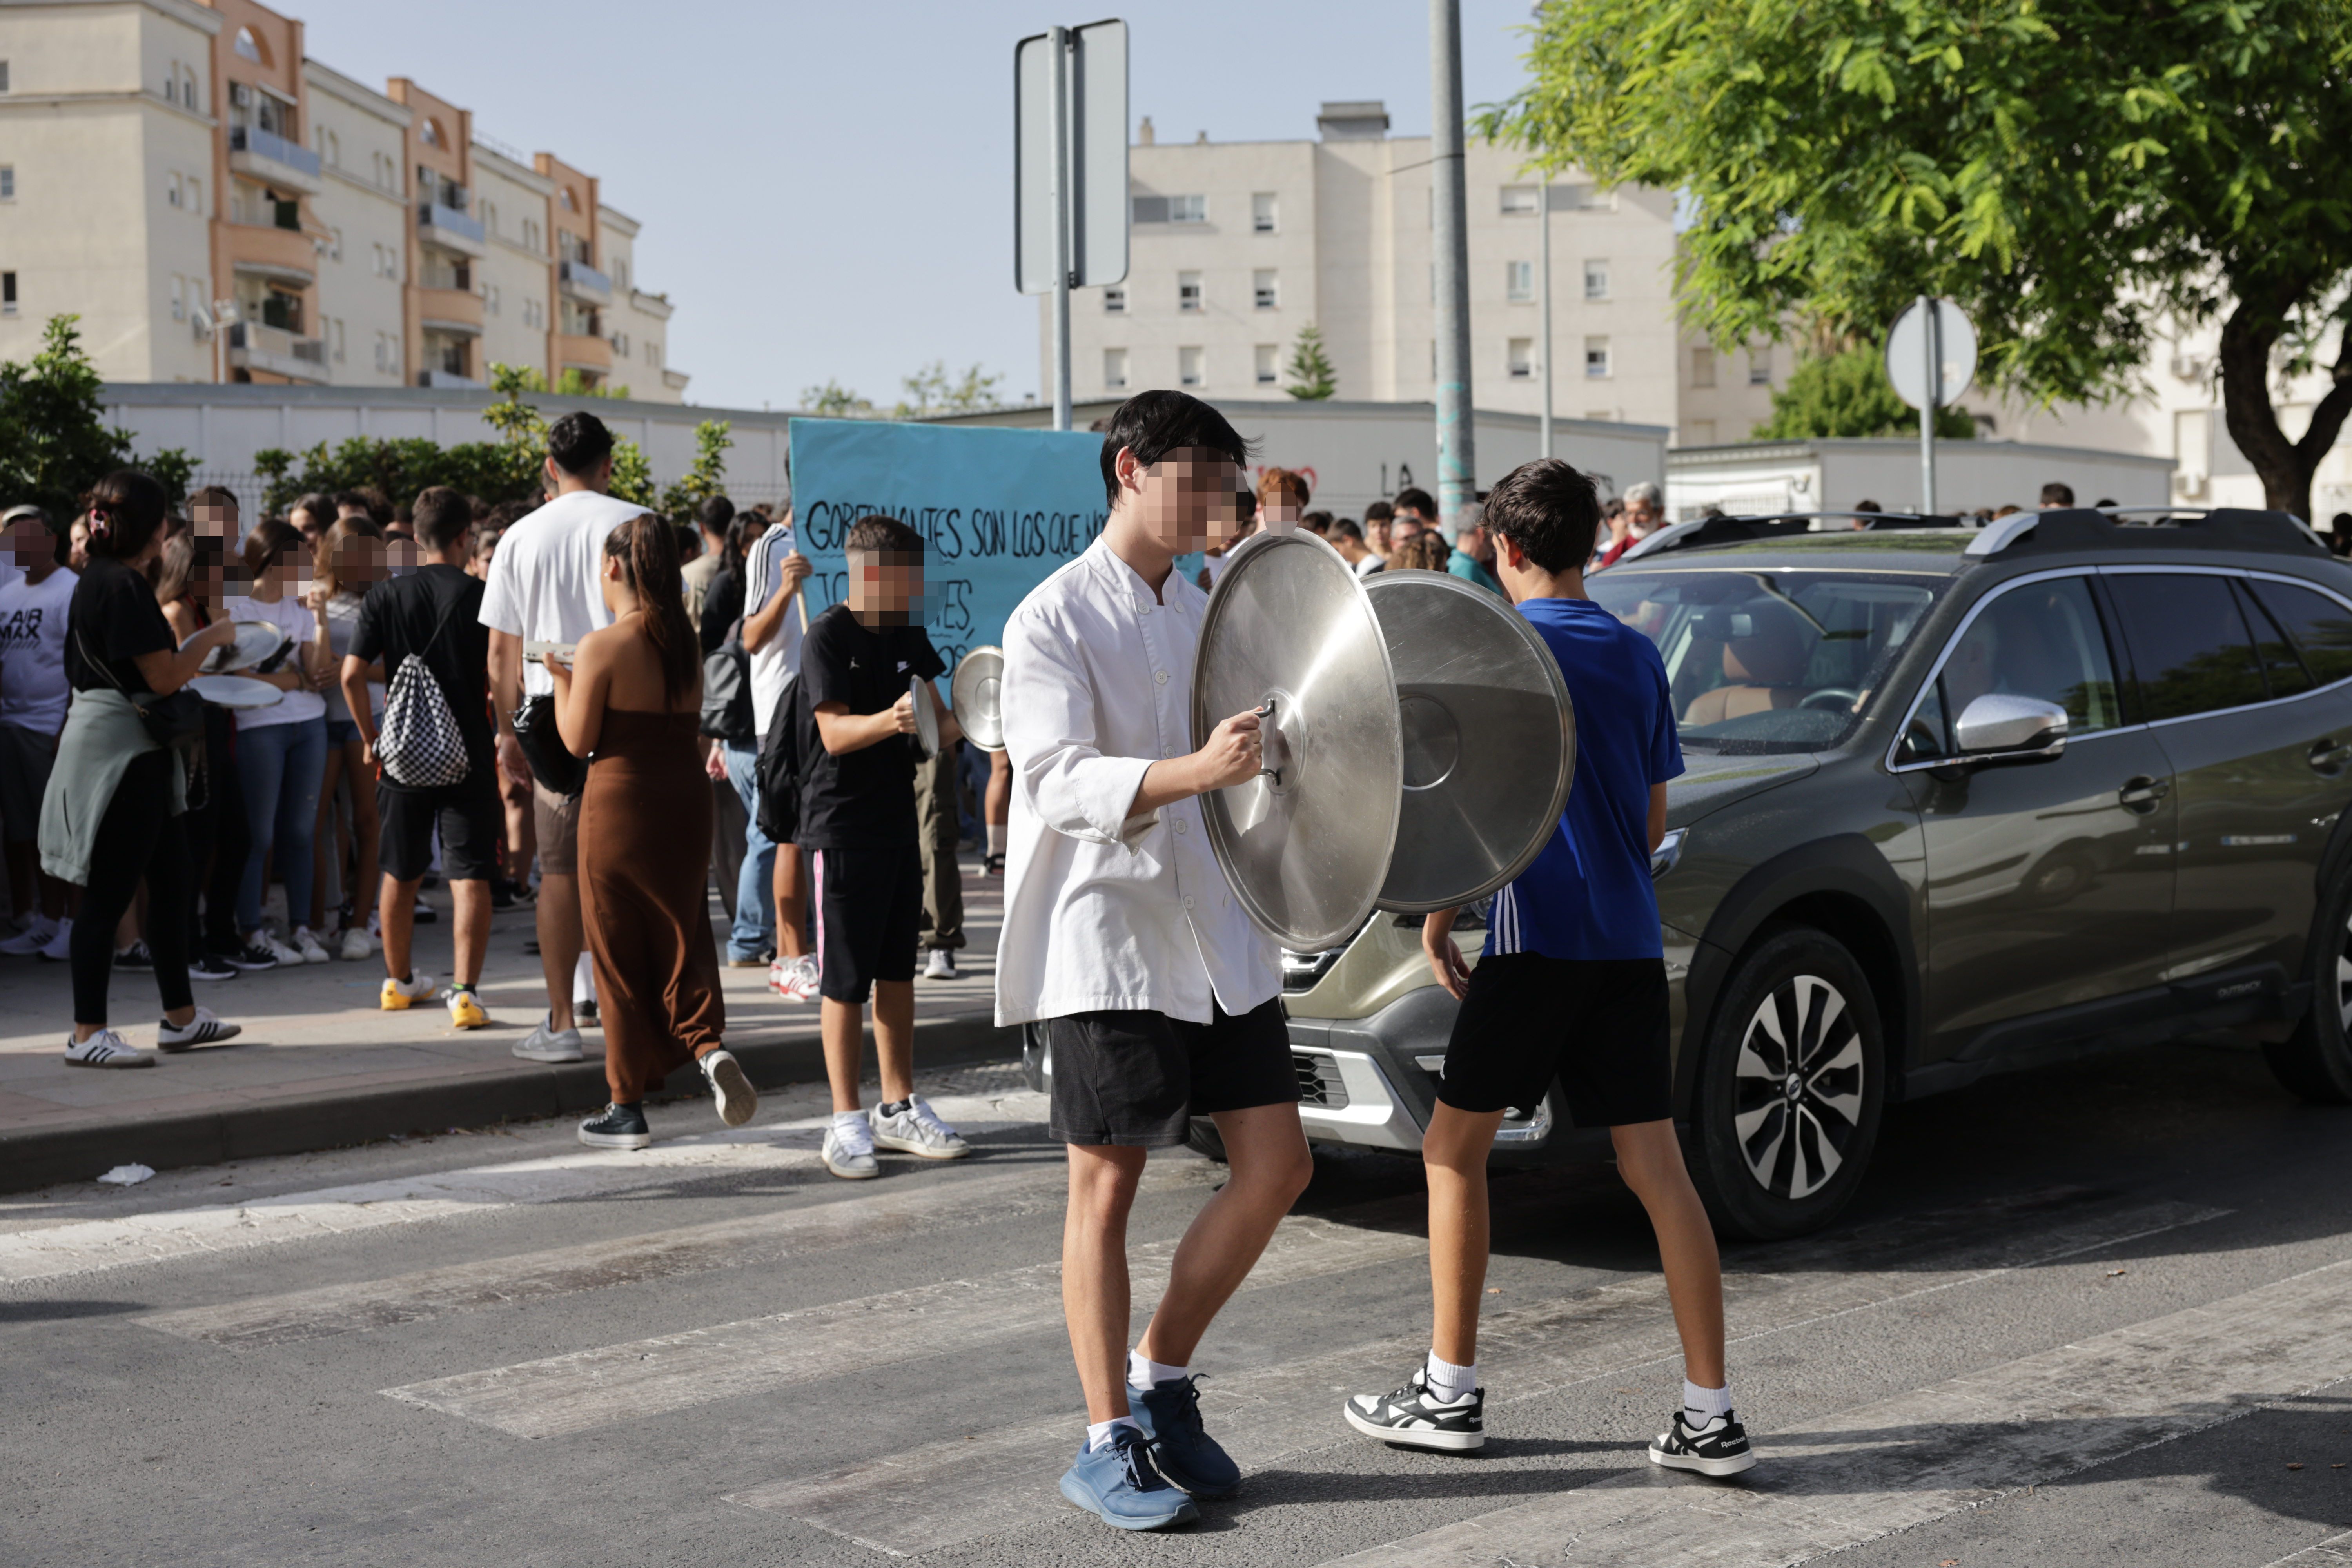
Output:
[189,953,238,982]
[578,1101,652,1150]
[491,880,515,911]
[223,940,279,972]
[1343,1367,1485,1452]
[115,940,154,972]
[412,898,438,925]
[1648,1410,1756,1477]
[577,998,600,1027]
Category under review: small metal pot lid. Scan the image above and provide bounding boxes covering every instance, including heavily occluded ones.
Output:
[1365,572,1575,913]
[910,673,941,760]
[1194,531,1402,951]
[950,645,1006,753]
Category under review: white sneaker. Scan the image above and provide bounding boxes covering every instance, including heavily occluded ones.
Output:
[924,947,958,980]
[769,953,819,1002]
[0,915,58,956]
[870,1093,971,1160]
[64,1028,152,1069]
[699,1048,758,1128]
[37,917,74,962]
[822,1116,881,1179]
[337,927,372,962]
[291,926,331,964]
[513,1015,585,1063]
[156,1007,241,1051]
[257,931,304,966]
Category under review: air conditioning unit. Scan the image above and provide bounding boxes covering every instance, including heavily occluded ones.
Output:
[2174,471,2209,499]
[2169,353,2209,383]
[230,83,252,108]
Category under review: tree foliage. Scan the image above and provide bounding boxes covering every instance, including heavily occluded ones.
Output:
[800,379,876,418]
[1285,324,1339,401]
[1482,0,2352,516]
[0,315,194,517]
[799,362,1006,420]
[1752,347,1977,440]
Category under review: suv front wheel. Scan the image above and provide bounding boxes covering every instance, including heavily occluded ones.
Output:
[1685,927,1886,1241]
[2263,868,2352,1103]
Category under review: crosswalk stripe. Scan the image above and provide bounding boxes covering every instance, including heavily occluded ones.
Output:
[2263,1529,2352,1568]
[0,1082,1049,1287]
[1318,1252,2352,1567]
[727,1198,2226,1557]
[380,1211,1431,1438]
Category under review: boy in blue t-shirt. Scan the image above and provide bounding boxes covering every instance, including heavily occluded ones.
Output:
[1341,459,1756,1477]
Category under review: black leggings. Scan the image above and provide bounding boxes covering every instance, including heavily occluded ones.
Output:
[73,750,194,1027]
[183,711,248,956]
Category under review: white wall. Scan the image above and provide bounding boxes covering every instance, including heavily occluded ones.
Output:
[1666,437,2176,519]
[304,67,408,388]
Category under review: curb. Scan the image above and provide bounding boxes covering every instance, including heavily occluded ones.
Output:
[0,1013,1020,1195]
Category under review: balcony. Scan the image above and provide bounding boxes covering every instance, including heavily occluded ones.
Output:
[558,259,612,306]
[227,223,318,287]
[227,321,327,383]
[228,125,323,196]
[417,369,483,390]
[415,286,484,336]
[417,201,487,258]
[555,332,612,374]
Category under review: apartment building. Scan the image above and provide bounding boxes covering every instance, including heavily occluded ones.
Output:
[1058,102,1784,446]
[0,0,689,401]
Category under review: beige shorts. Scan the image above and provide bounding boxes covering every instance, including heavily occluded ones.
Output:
[533,780,582,877]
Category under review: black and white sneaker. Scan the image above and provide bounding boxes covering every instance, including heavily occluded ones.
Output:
[223,940,279,972]
[156,1007,242,1052]
[189,953,238,982]
[114,940,154,972]
[1648,1410,1757,1476]
[1343,1367,1485,1452]
[578,1101,652,1150]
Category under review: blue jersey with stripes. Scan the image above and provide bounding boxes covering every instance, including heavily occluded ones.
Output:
[1485,595,1684,961]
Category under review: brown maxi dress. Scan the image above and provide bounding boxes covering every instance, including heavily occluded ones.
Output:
[578,708,726,1103]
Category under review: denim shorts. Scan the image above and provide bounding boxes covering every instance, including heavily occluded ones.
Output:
[325,717,360,746]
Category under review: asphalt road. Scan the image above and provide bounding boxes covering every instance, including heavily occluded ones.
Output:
[4,1036,2350,1568]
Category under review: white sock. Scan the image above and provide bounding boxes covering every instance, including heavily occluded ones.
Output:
[831,1109,867,1138]
[573,951,595,1006]
[1127,1348,1187,1391]
[1086,1415,1142,1451]
[985,824,1006,856]
[1684,1378,1733,1425]
[1424,1350,1478,1403]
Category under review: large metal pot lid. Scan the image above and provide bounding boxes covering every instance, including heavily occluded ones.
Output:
[951,645,1005,753]
[1194,531,1402,952]
[1365,572,1575,913]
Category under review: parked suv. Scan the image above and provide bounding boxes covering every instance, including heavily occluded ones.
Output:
[1023,508,2352,1241]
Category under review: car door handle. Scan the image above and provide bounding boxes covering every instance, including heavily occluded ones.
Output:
[2118,775,2171,813]
[2310,739,2351,775]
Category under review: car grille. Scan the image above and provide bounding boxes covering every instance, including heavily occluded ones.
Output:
[1293,1051,1350,1108]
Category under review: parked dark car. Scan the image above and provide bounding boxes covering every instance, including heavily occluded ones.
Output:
[1024,508,2352,1240]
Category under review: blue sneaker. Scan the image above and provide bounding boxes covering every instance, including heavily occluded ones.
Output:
[1058,1425,1198,1532]
[1131,1375,1241,1497]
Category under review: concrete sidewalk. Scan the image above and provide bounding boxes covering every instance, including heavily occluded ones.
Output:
[0,853,1014,1192]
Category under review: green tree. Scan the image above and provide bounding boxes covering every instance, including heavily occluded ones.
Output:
[0,315,134,519]
[801,379,876,418]
[1284,323,1338,400]
[894,361,1004,419]
[659,420,732,517]
[1482,0,2352,517]
[1752,347,1976,440]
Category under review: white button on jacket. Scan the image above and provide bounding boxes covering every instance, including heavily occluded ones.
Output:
[994,538,1279,1027]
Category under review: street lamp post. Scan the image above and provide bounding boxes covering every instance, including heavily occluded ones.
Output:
[1430,0,1475,536]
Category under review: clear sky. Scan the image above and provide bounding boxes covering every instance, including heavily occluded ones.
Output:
[294,1,1544,412]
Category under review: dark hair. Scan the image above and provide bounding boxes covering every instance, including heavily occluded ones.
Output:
[241,516,305,579]
[290,491,336,530]
[1483,459,1602,574]
[1403,534,1452,571]
[187,485,241,518]
[1236,488,1259,522]
[548,411,615,477]
[332,489,370,516]
[1393,486,1437,521]
[722,512,763,575]
[490,497,538,528]
[83,470,171,560]
[1363,499,1394,524]
[313,513,384,598]
[473,527,501,560]
[1302,509,1333,535]
[1331,518,1364,542]
[602,514,697,708]
[1853,498,1882,514]
[844,514,924,557]
[411,485,474,551]
[695,494,736,534]
[1096,389,1251,505]
[2039,481,2076,507]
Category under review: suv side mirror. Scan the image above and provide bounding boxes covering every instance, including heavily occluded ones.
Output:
[1953,693,2069,762]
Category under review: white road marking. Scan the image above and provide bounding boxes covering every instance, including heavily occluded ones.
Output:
[1318,1256,2352,1568]
[2263,1529,2352,1568]
[0,1086,1049,1287]
[729,1200,2227,1557]
[379,1212,1429,1438]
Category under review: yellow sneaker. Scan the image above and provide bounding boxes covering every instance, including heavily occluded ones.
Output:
[446,987,490,1030]
[381,972,436,1011]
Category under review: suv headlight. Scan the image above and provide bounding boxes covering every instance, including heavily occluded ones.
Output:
[1281,946,1345,991]
[1650,827,1687,880]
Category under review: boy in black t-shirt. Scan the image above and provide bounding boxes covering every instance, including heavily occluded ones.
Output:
[798,515,968,1180]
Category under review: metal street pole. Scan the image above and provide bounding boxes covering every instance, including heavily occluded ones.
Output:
[1430,0,1474,534]
[1918,292,1935,515]
[1539,183,1553,460]
[1049,26,1074,432]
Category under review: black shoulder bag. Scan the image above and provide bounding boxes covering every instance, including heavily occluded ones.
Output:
[513,687,587,797]
[76,626,205,748]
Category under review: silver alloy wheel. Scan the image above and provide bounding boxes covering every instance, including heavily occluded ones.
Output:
[2336,907,2352,1032]
[1732,973,1866,1200]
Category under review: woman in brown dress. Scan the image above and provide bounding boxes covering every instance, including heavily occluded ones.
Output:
[545,515,757,1149]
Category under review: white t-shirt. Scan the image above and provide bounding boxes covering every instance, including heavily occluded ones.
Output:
[224,591,326,729]
[745,522,808,738]
[477,489,648,697]
[0,566,78,732]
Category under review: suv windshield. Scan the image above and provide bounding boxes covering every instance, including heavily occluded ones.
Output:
[1589,569,1947,754]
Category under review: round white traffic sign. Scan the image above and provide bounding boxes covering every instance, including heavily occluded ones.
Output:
[1886,298,1977,410]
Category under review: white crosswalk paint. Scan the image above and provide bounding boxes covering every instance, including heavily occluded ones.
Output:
[2262,1528,2352,1568]
[1318,1256,2352,1568]
[728,1199,2226,1557]
[0,1084,1049,1287]
[381,1211,1430,1438]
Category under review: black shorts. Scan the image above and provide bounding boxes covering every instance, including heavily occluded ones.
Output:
[811,844,921,1004]
[1437,953,1673,1127]
[1047,997,1298,1148]
[377,774,503,884]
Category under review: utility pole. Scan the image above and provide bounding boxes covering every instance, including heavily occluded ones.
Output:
[1539,183,1553,460]
[1430,0,1474,535]
[1918,293,1937,516]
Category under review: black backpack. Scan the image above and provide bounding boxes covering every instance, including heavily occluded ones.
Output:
[755,674,801,844]
[699,617,755,744]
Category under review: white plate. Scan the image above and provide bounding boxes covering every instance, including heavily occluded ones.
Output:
[190,674,284,710]
[186,620,288,675]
